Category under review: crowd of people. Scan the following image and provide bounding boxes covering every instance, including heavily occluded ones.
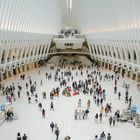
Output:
[93,131,111,140]
[0,58,137,140]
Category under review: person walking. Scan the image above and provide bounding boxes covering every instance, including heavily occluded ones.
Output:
[42,109,45,118]
[78,99,82,107]
[50,101,54,111]
[118,92,121,100]
[109,116,113,127]
[128,96,132,108]
[18,91,20,98]
[55,127,60,140]
[99,113,103,123]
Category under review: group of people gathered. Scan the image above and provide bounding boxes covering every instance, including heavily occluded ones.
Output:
[0,57,137,140]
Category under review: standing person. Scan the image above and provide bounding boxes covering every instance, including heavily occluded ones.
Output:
[107,133,111,140]
[95,113,98,122]
[22,134,28,140]
[100,131,106,140]
[125,96,128,104]
[17,132,21,140]
[78,110,82,120]
[42,92,46,99]
[94,135,98,140]
[105,107,108,117]
[50,122,55,132]
[64,136,71,140]
[38,102,42,111]
[108,103,112,112]
[128,96,132,108]
[78,99,82,107]
[82,110,85,119]
[26,92,29,97]
[35,94,38,103]
[42,109,45,118]
[85,109,89,119]
[99,113,102,123]
[97,98,100,106]
[100,98,103,106]
[90,87,93,95]
[18,91,20,98]
[74,109,78,120]
[112,115,116,126]
[114,86,117,94]
[55,127,60,140]
[118,92,121,100]
[87,100,91,109]
[109,116,113,127]
[100,106,104,114]
[50,92,54,100]
[28,96,31,104]
[50,101,54,111]
[26,82,28,89]
[8,96,12,104]
[123,80,125,87]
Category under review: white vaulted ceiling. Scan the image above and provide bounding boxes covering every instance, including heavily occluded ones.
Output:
[62,0,140,39]
[1,0,140,36]
[0,0,63,35]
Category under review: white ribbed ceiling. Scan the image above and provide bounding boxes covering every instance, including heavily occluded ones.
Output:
[0,0,140,36]
[0,0,63,34]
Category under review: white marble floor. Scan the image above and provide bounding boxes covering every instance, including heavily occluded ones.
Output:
[0,56,140,140]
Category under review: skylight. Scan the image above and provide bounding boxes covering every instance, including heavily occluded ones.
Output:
[67,0,72,12]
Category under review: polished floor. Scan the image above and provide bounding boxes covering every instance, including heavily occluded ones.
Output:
[0,56,140,140]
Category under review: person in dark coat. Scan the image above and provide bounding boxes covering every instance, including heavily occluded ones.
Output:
[50,101,54,110]
[42,109,45,118]
[109,116,113,126]
[38,102,42,110]
[28,97,31,104]
[22,134,28,140]
[118,92,121,100]
[50,122,55,132]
